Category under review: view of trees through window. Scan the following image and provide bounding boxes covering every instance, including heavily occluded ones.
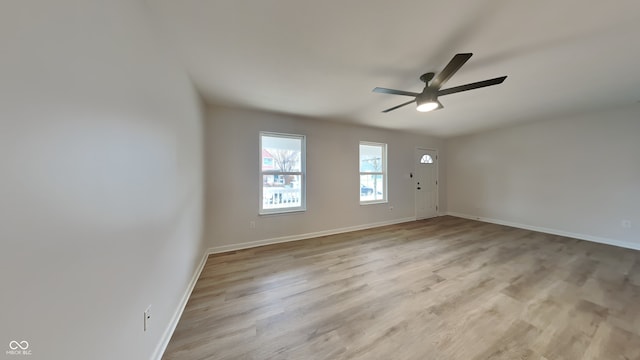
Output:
[260,133,305,213]
[359,142,386,203]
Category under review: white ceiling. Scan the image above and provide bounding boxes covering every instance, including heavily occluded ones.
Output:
[147,0,640,138]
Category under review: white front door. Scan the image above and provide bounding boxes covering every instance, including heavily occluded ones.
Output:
[415,148,438,220]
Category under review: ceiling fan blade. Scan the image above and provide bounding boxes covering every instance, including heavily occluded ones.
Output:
[373,87,420,97]
[382,99,415,113]
[437,76,507,97]
[430,53,473,90]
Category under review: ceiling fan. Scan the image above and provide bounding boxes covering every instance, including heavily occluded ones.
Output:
[373,53,507,113]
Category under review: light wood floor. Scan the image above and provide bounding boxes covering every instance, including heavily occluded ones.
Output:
[163,216,640,360]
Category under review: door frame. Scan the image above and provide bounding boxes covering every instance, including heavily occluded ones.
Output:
[414,147,439,220]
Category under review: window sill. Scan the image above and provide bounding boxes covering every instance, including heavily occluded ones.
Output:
[259,208,307,216]
[360,200,388,206]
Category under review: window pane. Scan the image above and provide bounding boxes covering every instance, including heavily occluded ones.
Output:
[260,132,305,214]
[359,142,386,203]
[262,135,302,172]
[359,144,383,173]
[263,175,302,210]
[360,174,384,202]
[420,154,433,164]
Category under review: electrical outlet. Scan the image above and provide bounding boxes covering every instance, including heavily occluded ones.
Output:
[622,220,632,228]
[144,305,151,332]
[249,220,256,229]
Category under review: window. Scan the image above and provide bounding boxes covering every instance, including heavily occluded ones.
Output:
[359,142,387,203]
[420,154,434,164]
[260,132,306,214]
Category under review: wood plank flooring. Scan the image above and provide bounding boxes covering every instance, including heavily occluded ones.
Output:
[163,216,640,360]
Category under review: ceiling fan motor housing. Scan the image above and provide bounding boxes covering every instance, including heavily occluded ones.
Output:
[417,89,437,104]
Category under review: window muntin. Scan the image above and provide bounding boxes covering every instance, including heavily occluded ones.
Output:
[260,132,306,214]
[359,142,387,203]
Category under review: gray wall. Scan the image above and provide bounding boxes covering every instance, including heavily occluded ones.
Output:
[0,2,205,359]
[446,105,640,248]
[204,105,445,250]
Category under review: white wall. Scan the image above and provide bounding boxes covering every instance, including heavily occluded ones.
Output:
[205,106,444,250]
[446,106,640,248]
[0,2,205,359]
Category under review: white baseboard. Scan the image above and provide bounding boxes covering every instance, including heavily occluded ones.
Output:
[153,216,416,359]
[447,211,640,251]
[207,217,417,254]
[152,250,209,360]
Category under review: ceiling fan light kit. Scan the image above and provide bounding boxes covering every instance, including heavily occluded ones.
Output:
[416,91,439,112]
[373,53,507,113]
[416,101,439,112]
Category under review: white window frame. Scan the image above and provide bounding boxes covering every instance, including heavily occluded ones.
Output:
[359,141,387,205]
[259,132,306,215]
